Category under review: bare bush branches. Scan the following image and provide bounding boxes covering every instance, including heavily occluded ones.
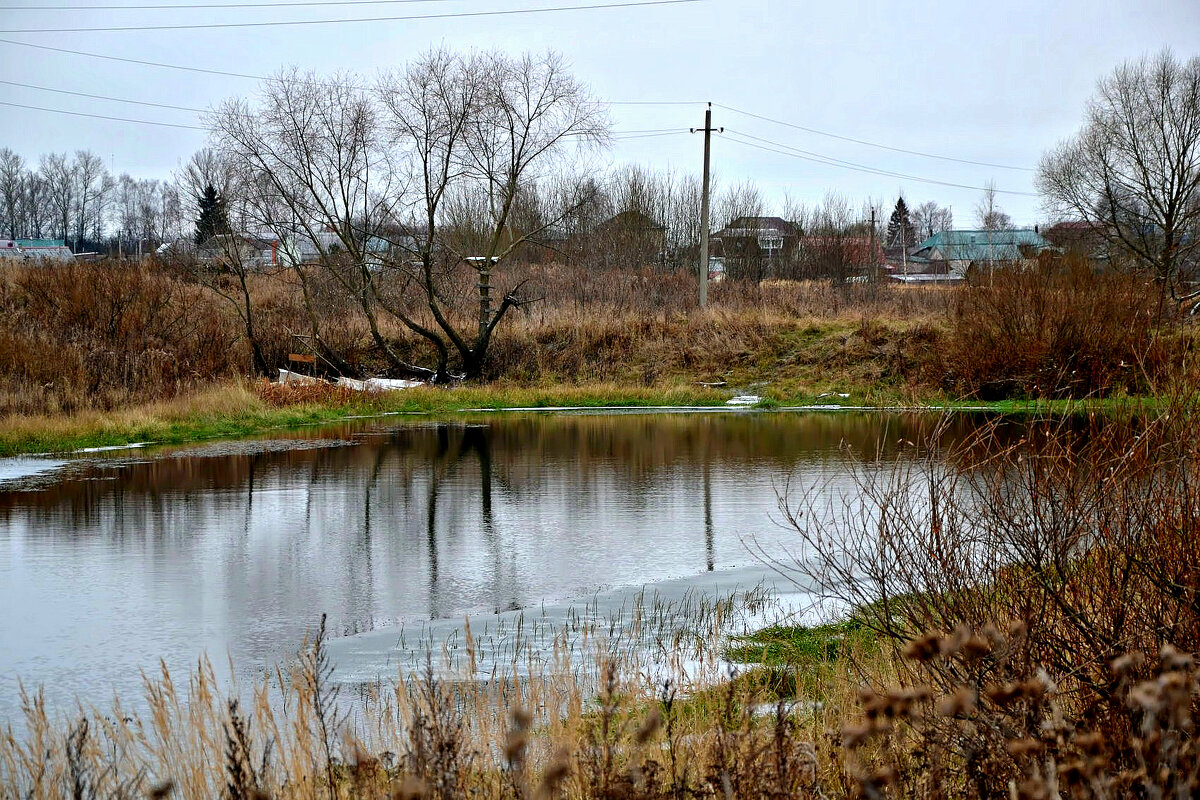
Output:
[1039,50,1200,301]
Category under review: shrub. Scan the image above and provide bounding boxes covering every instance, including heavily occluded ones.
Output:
[0,262,240,414]
[941,255,1175,399]
[788,400,1200,796]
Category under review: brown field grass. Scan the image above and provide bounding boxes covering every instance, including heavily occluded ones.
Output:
[1,255,1185,421]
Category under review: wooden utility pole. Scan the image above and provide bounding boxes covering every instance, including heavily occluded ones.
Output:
[869,207,877,282]
[691,104,721,308]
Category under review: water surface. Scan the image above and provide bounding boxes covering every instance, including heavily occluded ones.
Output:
[0,410,978,720]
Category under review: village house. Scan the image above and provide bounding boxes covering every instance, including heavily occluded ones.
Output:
[0,239,76,264]
[595,210,667,263]
[890,228,1054,282]
[710,216,801,279]
[1041,220,1112,267]
[196,234,282,270]
[277,230,396,268]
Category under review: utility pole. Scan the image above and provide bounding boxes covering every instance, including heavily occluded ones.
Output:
[869,206,877,282]
[691,103,721,308]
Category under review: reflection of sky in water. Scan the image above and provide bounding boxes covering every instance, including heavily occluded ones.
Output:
[0,456,66,484]
[0,411,973,720]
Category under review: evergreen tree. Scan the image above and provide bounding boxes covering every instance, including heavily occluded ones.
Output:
[194,184,228,245]
[886,196,917,250]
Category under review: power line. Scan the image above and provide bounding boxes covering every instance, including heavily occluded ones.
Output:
[0,0,705,33]
[0,39,704,110]
[0,80,701,132]
[9,0,452,10]
[0,92,688,140]
[0,78,208,113]
[612,131,689,140]
[0,100,209,130]
[725,129,1037,196]
[0,37,297,81]
[723,129,1038,197]
[715,102,1036,173]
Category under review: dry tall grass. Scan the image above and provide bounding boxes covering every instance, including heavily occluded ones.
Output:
[941,256,1180,399]
[4,255,1188,417]
[0,262,241,415]
[1,585,880,799]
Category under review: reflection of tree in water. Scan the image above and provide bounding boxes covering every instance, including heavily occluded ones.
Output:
[0,413,1002,628]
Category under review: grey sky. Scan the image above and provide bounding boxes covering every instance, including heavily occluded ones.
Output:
[1,0,1198,226]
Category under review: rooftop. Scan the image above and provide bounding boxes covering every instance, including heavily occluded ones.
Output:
[911,228,1052,262]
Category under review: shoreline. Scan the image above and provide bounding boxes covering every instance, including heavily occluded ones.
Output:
[0,379,1152,458]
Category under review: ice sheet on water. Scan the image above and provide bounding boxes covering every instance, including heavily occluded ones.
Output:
[327,563,835,691]
[0,456,68,486]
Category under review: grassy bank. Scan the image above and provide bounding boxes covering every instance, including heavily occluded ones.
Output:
[0,375,1169,459]
[0,381,729,457]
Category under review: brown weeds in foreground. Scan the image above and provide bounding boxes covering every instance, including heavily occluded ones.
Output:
[0,591,847,799]
[785,395,1200,797]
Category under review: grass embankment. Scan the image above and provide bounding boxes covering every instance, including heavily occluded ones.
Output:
[0,308,961,457]
[0,381,736,457]
[0,373,1165,459]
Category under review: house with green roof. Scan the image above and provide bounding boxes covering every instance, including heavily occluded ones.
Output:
[0,239,75,264]
[893,229,1053,280]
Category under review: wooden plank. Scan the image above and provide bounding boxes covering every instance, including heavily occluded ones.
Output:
[288,353,317,364]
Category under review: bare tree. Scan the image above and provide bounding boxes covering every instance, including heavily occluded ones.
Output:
[178,147,242,229]
[71,150,111,251]
[117,174,167,255]
[797,192,863,283]
[20,168,50,239]
[375,48,608,380]
[40,152,74,246]
[713,178,764,231]
[911,200,954,240]
[1039,49,1200,302]
[0,149,22,239]
[974,180,1012,231]
[212,68,395,378]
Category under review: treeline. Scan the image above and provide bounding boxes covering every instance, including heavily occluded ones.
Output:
[0,142,960,278]
[0,148,195,253]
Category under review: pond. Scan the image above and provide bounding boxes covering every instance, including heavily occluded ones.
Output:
[0,409,983,721]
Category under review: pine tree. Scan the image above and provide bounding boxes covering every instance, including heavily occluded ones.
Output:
[886,197,917,250]
[194,184,228,246]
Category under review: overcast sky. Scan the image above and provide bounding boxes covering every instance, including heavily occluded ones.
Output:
[1,0,1198,226]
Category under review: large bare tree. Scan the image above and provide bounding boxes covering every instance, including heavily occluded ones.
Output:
[206,50,607,382]
[912,200,953,241]
[1039,49,1200,301]
[374,48,608,381]
[39,152,74,245]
